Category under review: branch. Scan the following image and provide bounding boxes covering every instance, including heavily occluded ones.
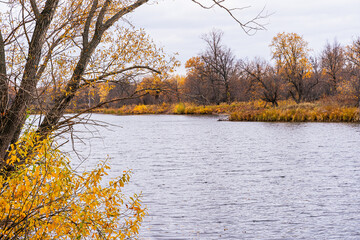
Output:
[103,0,149,30]
[20,1,31,45]
[82,0,99,48]
[53,84,187,132]
[81,65,161,84]
[30,0,40,19]
[37,0,150,137]
[3,16,34,45]
[191,0,269,35]
[55,91,148,129]
[36,35,64,80]
[95,0,110,32]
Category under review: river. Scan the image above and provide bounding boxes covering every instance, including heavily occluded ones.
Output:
[61,114,360,239]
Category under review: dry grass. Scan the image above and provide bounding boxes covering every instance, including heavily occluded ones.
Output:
[88,100,360,122]
[230,100,360,122]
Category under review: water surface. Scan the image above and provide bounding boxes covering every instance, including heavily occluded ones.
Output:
[63,114,360,239]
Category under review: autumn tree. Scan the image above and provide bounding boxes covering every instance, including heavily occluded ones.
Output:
[135,74,180,104]
[270,32,318,103]
[183,56,212,104]
[169,74,186,103]
[0,132,145,239]
[307,56,325,100]
[0,0,174,165]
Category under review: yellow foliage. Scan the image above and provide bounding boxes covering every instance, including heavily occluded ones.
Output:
[173,75,186,88]
[133,104,148,114]
[136,76,163,96]
[98,83,114,103]
[185,56,205,75]
[0,132,145,239]
[174,102,186,114]
[270,32,312,79]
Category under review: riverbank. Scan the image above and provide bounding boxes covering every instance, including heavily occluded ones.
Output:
[81,100,360,122]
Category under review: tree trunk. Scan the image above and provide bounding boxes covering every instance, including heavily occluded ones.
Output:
[224,80,231,104]
[0,0,59,163]
[0,31,8,115]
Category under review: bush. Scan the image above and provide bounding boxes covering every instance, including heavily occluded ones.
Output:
[174,102,186,114]
[0,132,145,239]
[133,104,148,114]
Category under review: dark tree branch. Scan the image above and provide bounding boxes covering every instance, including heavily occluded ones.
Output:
[103,0,149,30]
[82,0,99,48]
[30,0,40,19]
[95,0,111,32]
[0,30,7,115]
[191,0,268,35]
[82,65,161,83]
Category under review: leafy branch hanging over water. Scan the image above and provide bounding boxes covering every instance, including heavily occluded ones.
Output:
[0,131,145,239]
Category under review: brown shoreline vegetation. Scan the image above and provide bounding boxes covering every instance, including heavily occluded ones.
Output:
[74,100,360,123]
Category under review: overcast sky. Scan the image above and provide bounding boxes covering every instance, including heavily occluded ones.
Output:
[129,0,360,74]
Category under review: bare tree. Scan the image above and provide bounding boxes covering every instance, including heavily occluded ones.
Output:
[347,37,360,68]
[201,29,237,104]
[345,37,360,104]
[240,58,282,106]
[321,40,345,95]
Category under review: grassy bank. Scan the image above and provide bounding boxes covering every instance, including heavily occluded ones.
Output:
[229,103,359,122]
[89,100,360,122]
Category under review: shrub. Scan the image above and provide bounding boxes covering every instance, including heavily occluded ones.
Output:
[174,102,186,114]
[0,132,145,239]
[133,104,148,114]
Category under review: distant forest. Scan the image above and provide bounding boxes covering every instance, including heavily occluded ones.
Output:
[39,31,360,109]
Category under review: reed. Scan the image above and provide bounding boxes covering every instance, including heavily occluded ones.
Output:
[85,100,360,122]
[229,105,360,122]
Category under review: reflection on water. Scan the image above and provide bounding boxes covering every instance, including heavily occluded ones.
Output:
[62,114,360,239]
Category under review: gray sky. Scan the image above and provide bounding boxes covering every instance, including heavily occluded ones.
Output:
[130,0,360,74]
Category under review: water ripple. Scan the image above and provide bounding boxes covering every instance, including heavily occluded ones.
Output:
[62,115,360,239]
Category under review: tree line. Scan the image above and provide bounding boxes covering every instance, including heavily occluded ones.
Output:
[183,31,360,106]
[76,30,360,108]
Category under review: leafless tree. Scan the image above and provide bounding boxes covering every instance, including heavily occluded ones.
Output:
[201,29,237,104]
[345,37,360,104]
[240,58,282,106]
[346,37,360,68]
[305,56,324,101]
[321,40,345,95]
